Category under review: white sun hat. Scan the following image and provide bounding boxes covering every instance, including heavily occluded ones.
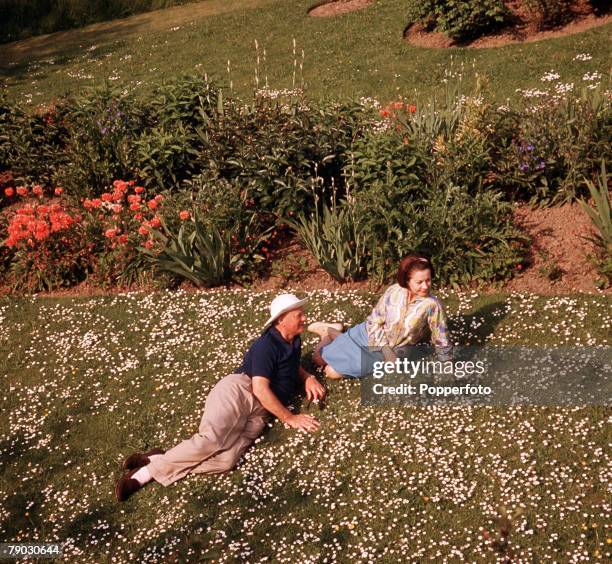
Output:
[263,293,308,330]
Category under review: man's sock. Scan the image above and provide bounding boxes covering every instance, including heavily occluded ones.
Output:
[132,465,152,486]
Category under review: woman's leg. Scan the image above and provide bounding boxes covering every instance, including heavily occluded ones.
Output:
[312,329,341,367]
[324,364,343,380]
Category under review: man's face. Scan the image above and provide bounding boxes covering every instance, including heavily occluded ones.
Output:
[278,307,306,335]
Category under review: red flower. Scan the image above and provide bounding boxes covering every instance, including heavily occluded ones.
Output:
[117,234,129,245]
[407,104,417,113]
[147,200,158,210]
[113,180,128,192]
[144,239,154,249]
[134,213,143,221]
[4,187,14,197]
[379,109,389,118]
[16,186,28,196]
[127,195,141,204]
[105,228,118,238]
[150,217,161,229]
[54,187,64,195]
[112,204,123,214]
[32,185,43,197]
[129,203,140,212]
[138,226,149,236]
[154,194,164,203]
[134,186,145,194]
[101,193,113,202]
[393,101,403,110]
[179,210,190,221]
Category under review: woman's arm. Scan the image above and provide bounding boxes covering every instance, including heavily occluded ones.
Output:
[427,299,453,361]
[366,289,391,348]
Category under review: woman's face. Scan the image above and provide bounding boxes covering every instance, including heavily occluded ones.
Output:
[408,268,431,298]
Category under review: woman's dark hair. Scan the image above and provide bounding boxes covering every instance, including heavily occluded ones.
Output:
[397,254,434,288]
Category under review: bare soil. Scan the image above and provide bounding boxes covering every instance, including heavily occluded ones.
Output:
[404,1,611,49]
[308,0,374,18]
[501,202,609,295]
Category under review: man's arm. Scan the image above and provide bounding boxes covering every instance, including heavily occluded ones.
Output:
[251,376,320,432]
[298,366,326,401]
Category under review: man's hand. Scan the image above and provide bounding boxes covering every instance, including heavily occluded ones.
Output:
[285,413,320,432]
[304,375,326,401]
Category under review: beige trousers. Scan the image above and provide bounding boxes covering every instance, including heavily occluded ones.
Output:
[148,373,269,486]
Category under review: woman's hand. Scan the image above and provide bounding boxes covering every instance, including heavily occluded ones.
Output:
[381,345,397,363]
[285,413,320,432]
[305,375,326,401]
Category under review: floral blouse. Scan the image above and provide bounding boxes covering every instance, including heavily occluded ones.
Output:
[365,283,453,360]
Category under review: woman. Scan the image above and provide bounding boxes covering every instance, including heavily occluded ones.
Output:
[310,255,453,379]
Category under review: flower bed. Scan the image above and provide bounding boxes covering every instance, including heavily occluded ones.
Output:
[0,73,609,292]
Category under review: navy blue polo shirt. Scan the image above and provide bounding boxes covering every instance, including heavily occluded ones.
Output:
[238,327,302,406]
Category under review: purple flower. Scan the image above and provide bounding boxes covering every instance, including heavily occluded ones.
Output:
[519,162,529,172]
[537,160,546,170]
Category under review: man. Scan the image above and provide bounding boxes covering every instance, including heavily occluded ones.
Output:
[115,293,325,501]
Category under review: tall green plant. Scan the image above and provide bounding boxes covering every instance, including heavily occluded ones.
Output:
[142,212,231,287]
[287,196,367,282]
[579,161,611,288]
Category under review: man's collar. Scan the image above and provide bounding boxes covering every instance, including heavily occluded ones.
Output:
[269,326,300,347]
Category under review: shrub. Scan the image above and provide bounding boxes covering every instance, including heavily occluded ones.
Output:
[2,193,89,292]
[407,0,510,41]
[81,179,163,287]
[199,92,370,220]
[58,86,145,200]
[0,94,71,187]
[523,0,575,30]
[353,179,527,286]
[131,74,220,192]
[494,90,611,204]
[169,175,278,282]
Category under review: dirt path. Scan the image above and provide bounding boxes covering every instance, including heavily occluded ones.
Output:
[0,0,274,68]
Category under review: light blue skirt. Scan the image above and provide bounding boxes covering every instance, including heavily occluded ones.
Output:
[320,322,382,379]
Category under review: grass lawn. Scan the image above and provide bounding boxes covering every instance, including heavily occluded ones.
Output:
[0,289,610,561]
[0,0,610,106]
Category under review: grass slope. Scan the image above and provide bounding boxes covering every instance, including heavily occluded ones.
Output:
[0,0,609,106]
[0,289,609,561]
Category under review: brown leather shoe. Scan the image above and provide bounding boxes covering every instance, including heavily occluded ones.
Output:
[115,469,142,502]
[122,448,165,471]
